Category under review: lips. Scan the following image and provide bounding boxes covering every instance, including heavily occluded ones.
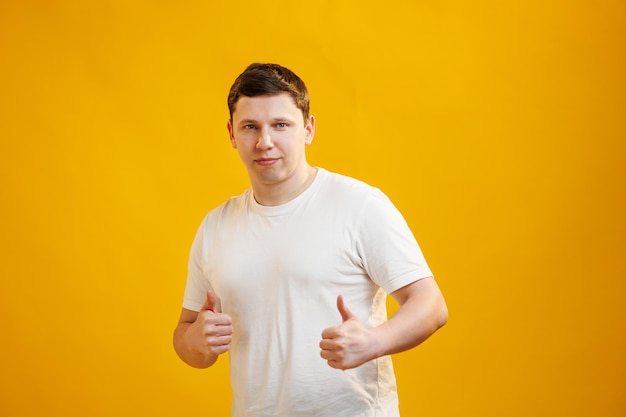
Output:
[255,158,279,166]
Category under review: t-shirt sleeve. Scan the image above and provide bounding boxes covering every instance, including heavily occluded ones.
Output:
[356,189,433,294]
[182,217,214,312]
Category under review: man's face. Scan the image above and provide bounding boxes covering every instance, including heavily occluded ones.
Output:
[227,93,315,188]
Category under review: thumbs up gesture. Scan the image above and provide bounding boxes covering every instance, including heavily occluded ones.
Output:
[319,295,380,370]
[187,290,233,357]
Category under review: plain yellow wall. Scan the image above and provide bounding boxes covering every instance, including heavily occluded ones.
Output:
[1,1,624,416]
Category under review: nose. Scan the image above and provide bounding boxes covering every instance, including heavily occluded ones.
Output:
[256,128,274,150]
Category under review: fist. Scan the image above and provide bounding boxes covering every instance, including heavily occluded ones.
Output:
[188,290,233,356]
[319,295,376,370]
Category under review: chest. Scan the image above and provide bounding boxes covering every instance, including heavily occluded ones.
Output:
[208,207,375,306]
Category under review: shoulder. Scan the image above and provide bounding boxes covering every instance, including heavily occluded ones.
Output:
[310,170,402,231]
[200,189,252,227]
[318,169,392,209]
[318,169,380,198]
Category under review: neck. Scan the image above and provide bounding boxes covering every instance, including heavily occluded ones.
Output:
[252,165,318,206]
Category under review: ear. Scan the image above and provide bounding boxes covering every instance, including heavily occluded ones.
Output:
[227,119,237,149]
[304,115,315,145]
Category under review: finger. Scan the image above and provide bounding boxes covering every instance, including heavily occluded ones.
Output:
[209,343,230,356]
[337,295,356,322]
[325,359,343,370]
[319,339,335,350]
[208,334,232,347]
[201,290,217,312]
[211,324,233,336]
[321,326,338,340]
[206,333,232,355]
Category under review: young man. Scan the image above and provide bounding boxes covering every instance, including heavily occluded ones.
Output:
[173,63,448,417]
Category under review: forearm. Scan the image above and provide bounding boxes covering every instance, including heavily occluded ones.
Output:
[372,278,448,358]
[173,323,219,369]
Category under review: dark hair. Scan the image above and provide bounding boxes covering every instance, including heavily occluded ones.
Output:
[227,63,310,123]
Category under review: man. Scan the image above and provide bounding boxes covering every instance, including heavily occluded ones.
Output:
[173,63,448,417]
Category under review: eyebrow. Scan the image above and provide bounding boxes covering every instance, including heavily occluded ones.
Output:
[237,119,258,125]
[237,117,293,125]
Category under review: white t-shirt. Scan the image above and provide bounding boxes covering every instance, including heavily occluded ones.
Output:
[183,168,433,417]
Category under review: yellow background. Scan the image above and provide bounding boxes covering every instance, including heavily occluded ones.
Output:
[1,1,624,416]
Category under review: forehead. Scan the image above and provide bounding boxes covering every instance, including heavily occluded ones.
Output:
[232,93,301,121]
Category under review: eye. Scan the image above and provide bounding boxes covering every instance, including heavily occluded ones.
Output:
[243,124,256,130]
[276,122,287,129]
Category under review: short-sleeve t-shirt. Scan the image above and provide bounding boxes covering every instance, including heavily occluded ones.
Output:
[184,168,433,417]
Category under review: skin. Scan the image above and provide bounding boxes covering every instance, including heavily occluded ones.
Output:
[173,290,231,368]
[173,92,448,369]
[319,277,447,370]
[227,93,317,206]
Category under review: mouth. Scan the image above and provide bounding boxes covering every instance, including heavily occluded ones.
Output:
[255,158,279,166]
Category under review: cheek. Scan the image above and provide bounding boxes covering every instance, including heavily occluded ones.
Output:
[233,135,255,150]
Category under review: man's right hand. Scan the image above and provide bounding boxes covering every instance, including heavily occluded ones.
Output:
[184,290,233,357]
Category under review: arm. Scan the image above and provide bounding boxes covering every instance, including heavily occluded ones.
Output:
[320,277,447,370]
[173,290,233,369]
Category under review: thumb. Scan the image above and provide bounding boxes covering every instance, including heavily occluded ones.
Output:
[337,295,356,322]
[201,290,217,312]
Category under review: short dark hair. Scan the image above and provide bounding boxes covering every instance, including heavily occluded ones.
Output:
[227,63,310,123]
